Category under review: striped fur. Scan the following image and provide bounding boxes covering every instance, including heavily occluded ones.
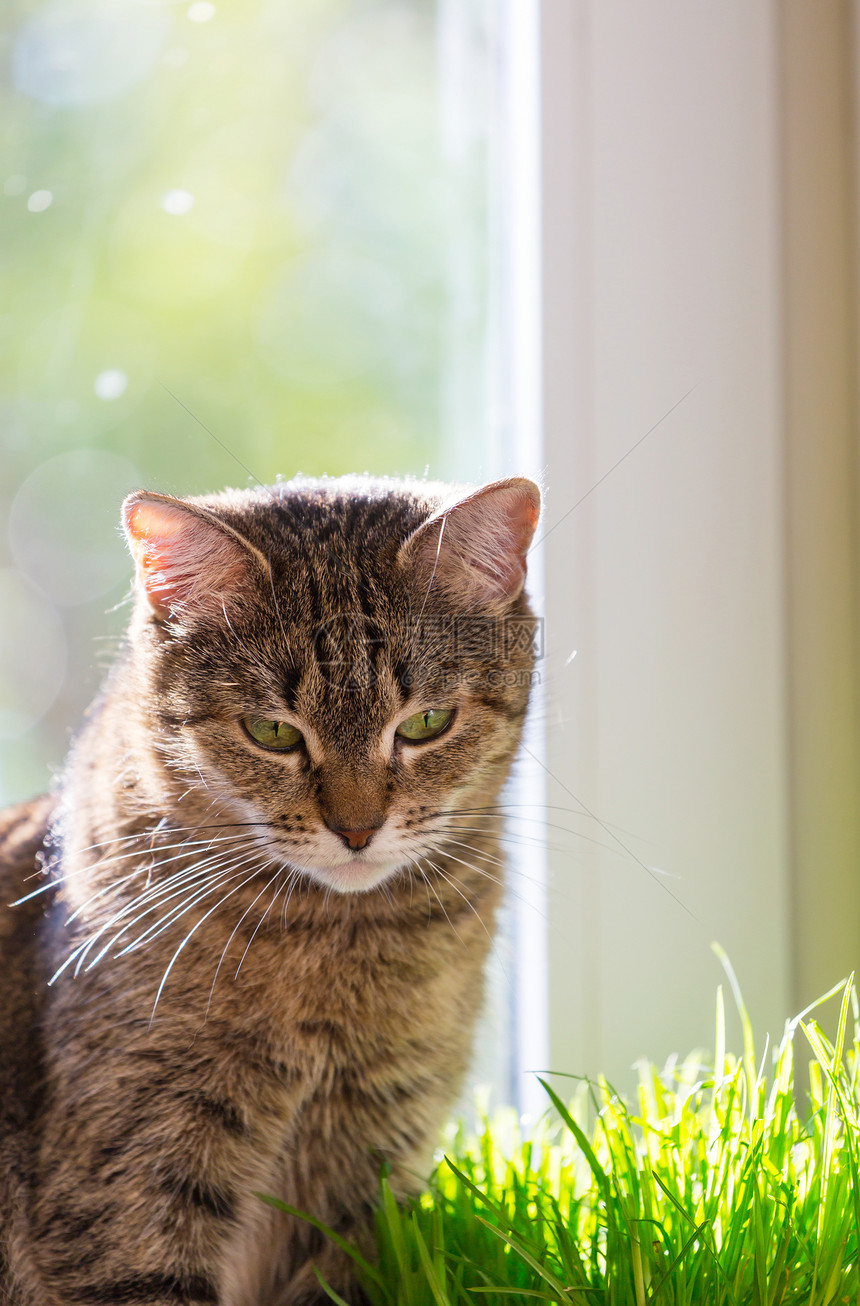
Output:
[0,476,539,1305]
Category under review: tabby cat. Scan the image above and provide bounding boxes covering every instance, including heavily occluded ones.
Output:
[0,474,540,1306]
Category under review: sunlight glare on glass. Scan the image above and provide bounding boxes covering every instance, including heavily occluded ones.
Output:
[0,570,66,740]
[161,189,195,215]
[12,0,169,106]
[162,47,189,69]
[9,450,142,606]
[93,369,128,401]
[27,190,53,213]
[187,2,216,22]
[55,400,80,424]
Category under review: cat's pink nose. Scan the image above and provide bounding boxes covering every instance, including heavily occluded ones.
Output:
[340,828,377,851]
[324,821,382,851]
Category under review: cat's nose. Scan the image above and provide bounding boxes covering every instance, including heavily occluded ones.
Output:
[324,820,383,851]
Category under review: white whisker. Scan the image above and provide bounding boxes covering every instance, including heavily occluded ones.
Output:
[416,863,466,947]
[115,851,265,959]
[234,870,287,980]
[149,868,270,1022]
[206,862,284,1013]
[64,835,255,923]
[53,845,262,981]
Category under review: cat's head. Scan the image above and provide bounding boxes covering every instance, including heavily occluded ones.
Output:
[120,476,540,894]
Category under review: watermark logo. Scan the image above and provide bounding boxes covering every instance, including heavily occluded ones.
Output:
[312,614,385,692]
[311,614,543,691]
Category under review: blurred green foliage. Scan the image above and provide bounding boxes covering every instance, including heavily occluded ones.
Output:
[0,0,490,802]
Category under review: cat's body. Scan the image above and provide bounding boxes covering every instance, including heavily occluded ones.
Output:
[0,475,539,1306]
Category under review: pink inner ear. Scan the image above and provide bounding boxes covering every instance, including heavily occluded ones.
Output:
[123,496,252,619]
[408,478,541,605]
[450,484,540,596]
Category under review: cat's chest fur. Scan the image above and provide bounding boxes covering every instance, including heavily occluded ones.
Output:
[35,824,499,1306]
[45,842,495,1080]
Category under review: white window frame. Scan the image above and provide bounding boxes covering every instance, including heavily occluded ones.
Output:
[502,0,860,1104]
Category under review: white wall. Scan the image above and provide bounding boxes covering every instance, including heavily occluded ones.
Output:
[536,0,792,1090]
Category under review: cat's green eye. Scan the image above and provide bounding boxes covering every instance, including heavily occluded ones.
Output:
[395,709,453,743]
[242,716,303,752]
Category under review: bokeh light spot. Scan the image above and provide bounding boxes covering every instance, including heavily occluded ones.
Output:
[187,2,215,22]
[94,368,128,400]
[27,189,53,212]
[161,189,195,215]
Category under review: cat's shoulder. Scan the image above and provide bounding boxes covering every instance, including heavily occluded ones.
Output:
[0,793,55,916]
[0,792,54,861]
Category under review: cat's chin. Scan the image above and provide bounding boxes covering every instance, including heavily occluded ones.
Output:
[301,859,403,896]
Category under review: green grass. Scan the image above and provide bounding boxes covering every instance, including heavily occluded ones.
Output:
[264,955,860,1305]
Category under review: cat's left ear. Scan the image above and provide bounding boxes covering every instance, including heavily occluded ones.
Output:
[122,491,265,621]
[399,477,541,607]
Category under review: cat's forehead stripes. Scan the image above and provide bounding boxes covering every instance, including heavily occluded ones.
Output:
[225,481,439,572]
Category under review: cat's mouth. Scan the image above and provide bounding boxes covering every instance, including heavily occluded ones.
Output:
[297,854,403,895]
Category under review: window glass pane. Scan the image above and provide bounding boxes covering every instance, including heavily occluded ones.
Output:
[0,0,497,804]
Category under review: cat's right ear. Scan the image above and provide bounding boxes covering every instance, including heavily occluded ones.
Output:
[122,492,265,621]
[398,477,541,608]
